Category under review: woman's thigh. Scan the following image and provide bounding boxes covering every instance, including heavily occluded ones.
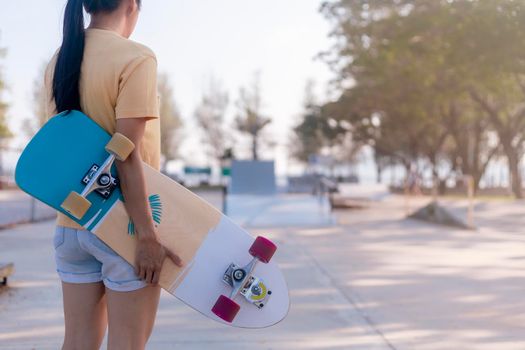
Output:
[61,281,107,350]
[106,285,161,350]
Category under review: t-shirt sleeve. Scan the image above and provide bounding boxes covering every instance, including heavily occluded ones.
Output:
[115,56,160,120]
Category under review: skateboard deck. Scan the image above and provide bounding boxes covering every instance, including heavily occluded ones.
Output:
[15,111,289,328]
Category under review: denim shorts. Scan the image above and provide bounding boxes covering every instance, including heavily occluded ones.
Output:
[53,226,147,292]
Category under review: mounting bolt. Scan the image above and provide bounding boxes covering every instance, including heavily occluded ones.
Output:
[99,174,111,186]
[251,284,262,295]
[233,269,246,281]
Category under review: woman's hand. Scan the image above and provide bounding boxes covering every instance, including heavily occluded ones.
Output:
[114,118,184,285]
[135,232,184,285]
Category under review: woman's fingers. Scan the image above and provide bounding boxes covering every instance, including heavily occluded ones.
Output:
[145,268,153,284]
[165,248,184,267]
[137,265,145,280]
[152,270,159,285]
[135,242,183,285]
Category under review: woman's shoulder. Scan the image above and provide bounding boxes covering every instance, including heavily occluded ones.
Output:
[125,39,157,62]
[115,39,157,75]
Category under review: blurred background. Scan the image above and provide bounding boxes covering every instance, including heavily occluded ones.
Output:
[2,1,525,349]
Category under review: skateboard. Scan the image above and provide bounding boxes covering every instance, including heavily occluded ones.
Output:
[15,110,289,328]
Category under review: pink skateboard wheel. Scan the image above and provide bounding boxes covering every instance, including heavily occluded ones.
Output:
[249,236,277,263]
[212,295,240,323]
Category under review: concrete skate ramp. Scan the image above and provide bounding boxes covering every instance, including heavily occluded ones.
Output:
[409,201,475,230]
[229,160,276,195]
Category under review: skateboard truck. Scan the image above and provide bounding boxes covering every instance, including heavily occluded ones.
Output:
[212,236,277,323]
[60,133,135,220]
[82,164,119,199]
[222,262,272,309]
[77,151,118,200]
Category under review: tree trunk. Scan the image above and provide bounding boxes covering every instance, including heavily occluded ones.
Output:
[376,163,383,184]
[252,134,258,160]
[431,156,439,200]
[504,143,523,198]
[472,173,482,196]
[509,153,523,198]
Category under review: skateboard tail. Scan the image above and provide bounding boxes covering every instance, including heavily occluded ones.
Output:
[14,111,123,227]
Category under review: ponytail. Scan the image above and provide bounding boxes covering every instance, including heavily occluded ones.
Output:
[52,0,143,113]
[52,0,85,113]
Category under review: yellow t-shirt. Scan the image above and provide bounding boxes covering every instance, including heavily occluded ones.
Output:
[44,28,161,229]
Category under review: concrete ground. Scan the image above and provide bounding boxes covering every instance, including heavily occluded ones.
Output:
[1,191,525,349]
[226,193,335,228]
[286,196,525,350]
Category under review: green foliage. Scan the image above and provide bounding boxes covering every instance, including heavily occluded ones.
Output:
[320,0,525,195]
[291,105,325,163]
[291,81,349,163]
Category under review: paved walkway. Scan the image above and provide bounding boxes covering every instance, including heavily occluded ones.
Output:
[292,196,525,349]
[1,192,525,349]
[226,193,335,228]
[0,192,387,350]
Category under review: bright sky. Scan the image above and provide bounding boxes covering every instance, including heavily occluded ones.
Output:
[0,0,333,175]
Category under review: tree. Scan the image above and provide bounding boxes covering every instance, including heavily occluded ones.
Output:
[321,1,454,186]
[194,77,230,166]
[0,38,10,139]
[460,1,525,198]
[234,73,271,160]
[0,37,11,181]
[291,80,355,167]
[320,0,519,195]
[22,63,48,138]
[290,81,326,163]
[158,73,183,172]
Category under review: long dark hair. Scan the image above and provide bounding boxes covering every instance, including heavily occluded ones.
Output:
[52,0,141,113]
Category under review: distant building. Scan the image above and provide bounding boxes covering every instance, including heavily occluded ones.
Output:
[229,160,276,195]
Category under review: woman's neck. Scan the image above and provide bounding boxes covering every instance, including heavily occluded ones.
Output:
[88,13,128,37]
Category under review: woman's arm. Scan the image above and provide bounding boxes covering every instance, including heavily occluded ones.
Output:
[115,118,183,285]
